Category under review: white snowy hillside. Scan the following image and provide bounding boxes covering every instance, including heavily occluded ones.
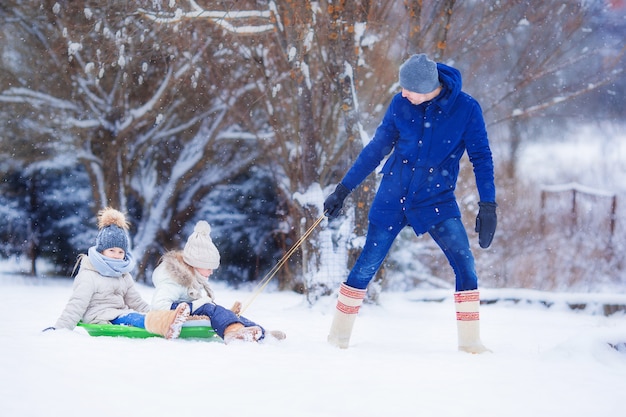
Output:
[1,258,625,417]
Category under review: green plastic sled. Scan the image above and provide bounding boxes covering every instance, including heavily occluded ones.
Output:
[77,320,219,340]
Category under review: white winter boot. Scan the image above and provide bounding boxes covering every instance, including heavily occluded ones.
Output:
[328,283,367,349]
[455,290,491,354]
[223,323,263,344]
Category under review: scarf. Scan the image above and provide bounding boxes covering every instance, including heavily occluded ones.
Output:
[87,246,136,277]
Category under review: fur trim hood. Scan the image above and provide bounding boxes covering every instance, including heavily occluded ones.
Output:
[154,251,215,300]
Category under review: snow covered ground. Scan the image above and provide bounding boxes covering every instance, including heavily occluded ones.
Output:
[1,124,625,416]
[1,260,625,417]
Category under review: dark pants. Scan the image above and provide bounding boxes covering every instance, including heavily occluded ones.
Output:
[172,302,264,339]
[345,217,478,292]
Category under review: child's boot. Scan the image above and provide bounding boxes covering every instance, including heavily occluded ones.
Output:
[145,303,190,339]
[266,330,286,340]
[455,290,491,353]
[223,323,263,344]
[327,283,367,349]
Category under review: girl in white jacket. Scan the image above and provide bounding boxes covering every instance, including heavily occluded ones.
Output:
[48,207,189,339]
[151,221,285,344]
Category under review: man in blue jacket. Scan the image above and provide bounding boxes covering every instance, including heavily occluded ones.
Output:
[324,54,497,353]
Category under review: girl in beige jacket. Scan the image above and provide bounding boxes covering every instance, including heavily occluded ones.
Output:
[48,207,189,339]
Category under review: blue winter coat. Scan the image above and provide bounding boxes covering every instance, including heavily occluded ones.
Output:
[341,63,495,234]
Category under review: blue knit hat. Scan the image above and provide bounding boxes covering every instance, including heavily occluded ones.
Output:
[94,208,130,253]
[399,54,440,94]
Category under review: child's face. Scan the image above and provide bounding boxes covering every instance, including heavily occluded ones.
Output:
[195,267,213,279]
[101,247,126,260]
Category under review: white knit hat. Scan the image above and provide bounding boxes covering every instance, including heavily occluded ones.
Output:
[183,221,220,269]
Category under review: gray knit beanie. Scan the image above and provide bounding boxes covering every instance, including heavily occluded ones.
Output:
[399,54,440,94]
[95,207,130,253]
[183,221,221,270]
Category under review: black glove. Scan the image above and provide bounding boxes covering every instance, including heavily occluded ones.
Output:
[475,201,497,249]
[324,183,350,219]
[42,327,56,332]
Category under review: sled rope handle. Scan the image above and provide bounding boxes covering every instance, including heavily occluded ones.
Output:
[238,212,327,316]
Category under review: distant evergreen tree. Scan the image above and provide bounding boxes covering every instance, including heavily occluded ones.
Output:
[201,167,281,286]
[0,172,29,259]
[0,165,92,275]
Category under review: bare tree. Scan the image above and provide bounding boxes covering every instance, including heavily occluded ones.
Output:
[138,0,400,297]
[0,1,263,278]
[444,0,624,177]
[1,0,622,293]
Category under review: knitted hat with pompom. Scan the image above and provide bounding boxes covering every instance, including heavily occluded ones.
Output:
[183,221,221,270]
[95,207,131,254]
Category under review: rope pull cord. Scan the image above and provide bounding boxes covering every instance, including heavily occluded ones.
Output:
[238,212,327,317]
